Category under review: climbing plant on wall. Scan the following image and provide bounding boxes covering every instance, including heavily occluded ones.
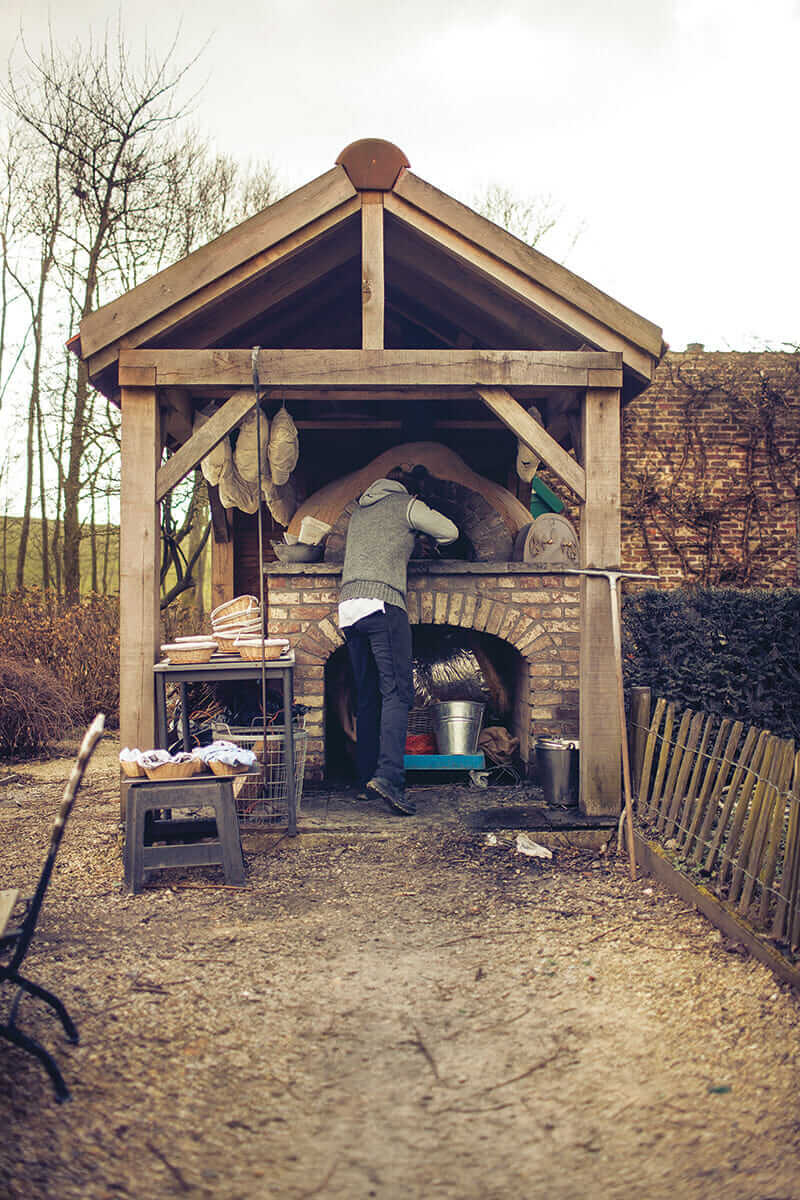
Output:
[622,352,800,588]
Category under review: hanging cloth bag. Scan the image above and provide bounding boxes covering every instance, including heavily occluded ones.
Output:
[268,406,299,486]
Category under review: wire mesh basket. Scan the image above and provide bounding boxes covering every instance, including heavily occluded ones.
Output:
[408,707,434,734]
[211,720,307,827]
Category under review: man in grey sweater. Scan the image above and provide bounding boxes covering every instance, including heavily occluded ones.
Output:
[338,474,458,815]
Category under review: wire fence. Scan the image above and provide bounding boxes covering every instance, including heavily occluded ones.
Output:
[631,696,800,951]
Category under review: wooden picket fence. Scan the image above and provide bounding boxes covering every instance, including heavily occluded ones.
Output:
[632,695,800,950]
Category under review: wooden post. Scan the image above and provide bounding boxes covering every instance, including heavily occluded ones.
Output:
[211,538,235,613]
[120,384,160,760]
[361,193,384,349]
[630,686,651,798]
[579,386,621,815]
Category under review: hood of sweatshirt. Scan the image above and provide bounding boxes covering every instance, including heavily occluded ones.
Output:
[358,478,408,507]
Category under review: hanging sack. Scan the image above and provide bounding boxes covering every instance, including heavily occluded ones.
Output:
[218,458,261,514]
[263,476,297,526]
[234,403,270,485]
[268,406,299,486]
[194,406,233,486]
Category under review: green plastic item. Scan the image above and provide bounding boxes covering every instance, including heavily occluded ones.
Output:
[529,475,564,518]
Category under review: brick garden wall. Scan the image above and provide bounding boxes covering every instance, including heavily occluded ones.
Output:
[621,350,800,588]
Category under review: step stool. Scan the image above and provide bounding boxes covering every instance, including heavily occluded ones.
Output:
[124,777,246,894]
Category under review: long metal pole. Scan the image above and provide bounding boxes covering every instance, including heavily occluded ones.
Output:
[251,348,270,806]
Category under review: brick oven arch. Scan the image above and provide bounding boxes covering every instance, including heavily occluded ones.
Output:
[289,577,578,782]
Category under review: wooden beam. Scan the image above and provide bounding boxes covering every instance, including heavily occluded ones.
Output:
[162,388,193,445]
[296,419,403,430]
[119,385,160,754]
[361,193,384,349]
[392,171,664,360]
[155,389,257,502]
[208,484,232,543]
[119,348,622,391]
[384,191,656,382]
[579,386,622,816]
[387,245,574,353]
[81,166,358,358]
[211,534,235,612]
[475,385,586,500]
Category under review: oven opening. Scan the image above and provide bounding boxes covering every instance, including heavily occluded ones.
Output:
[324,624,526,785]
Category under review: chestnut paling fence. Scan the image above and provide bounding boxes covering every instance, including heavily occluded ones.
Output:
[631,695,800,951]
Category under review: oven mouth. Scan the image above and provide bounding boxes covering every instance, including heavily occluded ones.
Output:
[323,475,515,563]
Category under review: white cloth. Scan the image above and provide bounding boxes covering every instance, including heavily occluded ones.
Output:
[338,597,385,628]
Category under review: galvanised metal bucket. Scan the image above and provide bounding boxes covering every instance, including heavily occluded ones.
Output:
[535,737,579,807]
[431,701,485,756]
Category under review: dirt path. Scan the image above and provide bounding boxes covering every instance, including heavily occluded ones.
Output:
[2,747,800,1199]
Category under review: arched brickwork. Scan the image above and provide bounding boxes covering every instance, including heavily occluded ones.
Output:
[276,574,581,782]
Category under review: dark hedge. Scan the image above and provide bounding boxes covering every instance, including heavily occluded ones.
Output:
[622,587,800,739]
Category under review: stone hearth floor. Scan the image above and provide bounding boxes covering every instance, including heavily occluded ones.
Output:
[289,779,617,844]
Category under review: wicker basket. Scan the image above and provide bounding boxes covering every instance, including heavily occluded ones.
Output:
[212,624,262,643]
[212,632,243,654]
[120,758,146,778]
[210,595,259,622]
[234,637,290,661]
[208,759,252,777]
[160,642,215,664]
[144,758,205,781]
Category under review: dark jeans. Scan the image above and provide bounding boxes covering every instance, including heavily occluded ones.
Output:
[344,604,414,791]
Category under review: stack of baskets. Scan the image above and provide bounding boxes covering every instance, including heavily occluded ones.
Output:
[210,595,263,652]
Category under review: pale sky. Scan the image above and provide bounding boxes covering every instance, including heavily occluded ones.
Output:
[2,0,799,353]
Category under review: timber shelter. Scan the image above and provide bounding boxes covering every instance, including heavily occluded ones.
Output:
[73,138,664,814]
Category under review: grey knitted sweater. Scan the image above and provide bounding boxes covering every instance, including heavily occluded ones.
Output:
[339,479,458,612]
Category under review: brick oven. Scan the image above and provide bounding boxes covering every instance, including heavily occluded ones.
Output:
[265,562,581,783]
[75,137,664,815]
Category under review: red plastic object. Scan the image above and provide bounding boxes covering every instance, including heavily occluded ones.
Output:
[405,733,436,754]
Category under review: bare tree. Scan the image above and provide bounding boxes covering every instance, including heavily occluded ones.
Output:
[3,26,198,603]
[473,183,583,261]
[1,26,283,601]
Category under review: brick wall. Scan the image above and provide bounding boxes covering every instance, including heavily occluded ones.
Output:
[622,350,800,587]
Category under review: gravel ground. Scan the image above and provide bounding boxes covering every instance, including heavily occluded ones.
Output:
[1,740,800,1200]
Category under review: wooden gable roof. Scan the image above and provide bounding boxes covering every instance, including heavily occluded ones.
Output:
[77,139,663,400]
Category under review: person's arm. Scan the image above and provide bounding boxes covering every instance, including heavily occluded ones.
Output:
[406,498,459,545]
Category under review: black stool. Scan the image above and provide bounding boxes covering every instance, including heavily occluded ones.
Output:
[124,777,246,894]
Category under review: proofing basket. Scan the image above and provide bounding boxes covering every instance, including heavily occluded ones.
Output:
[210,595,260,623]
[210,720,307,827]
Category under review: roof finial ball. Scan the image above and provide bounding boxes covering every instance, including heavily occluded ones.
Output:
[336,138,410,191]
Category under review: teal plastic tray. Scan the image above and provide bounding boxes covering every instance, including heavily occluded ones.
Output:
[404,753,485,771]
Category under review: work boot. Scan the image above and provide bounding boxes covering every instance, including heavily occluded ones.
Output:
[367,776,416,816]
